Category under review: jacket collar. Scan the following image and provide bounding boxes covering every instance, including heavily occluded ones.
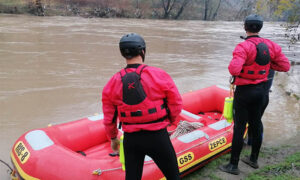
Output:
[246,35,260,40]
[125,64,142,69]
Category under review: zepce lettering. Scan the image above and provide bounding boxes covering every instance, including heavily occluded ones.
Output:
[209,137,227,151]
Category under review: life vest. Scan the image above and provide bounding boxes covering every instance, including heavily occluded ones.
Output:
[117,64,168,125]
[239,39,271,80]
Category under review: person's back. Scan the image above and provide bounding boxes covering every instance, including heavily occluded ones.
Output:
[220,14,290,175]
[103,64,181,133]
[102,33,182,180]
[229,36,290,86]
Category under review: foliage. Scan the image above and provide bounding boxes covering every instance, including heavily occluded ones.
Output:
[256,0,300,23]
[1,0,300,22]
[275,0,300,23]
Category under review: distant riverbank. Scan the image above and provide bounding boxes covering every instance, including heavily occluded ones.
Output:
[0,0,256,20]
[0,0,187,19]
[0,0,125,18]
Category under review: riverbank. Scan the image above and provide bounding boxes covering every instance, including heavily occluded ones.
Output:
[0,0,133,17]
[0,0,173,18]
[183,134,300,180]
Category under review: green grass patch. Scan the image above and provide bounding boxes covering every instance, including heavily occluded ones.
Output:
[259,146,280,158]
[292,93,300,100]
[246,152,300,180]
[183,145,298,180]
[0,0,27,7]
[182,153,231,180]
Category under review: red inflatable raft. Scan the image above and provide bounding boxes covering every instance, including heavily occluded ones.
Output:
[10,85,245,180]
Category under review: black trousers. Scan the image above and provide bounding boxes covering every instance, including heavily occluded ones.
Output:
[247,83,270,145]
[124,128,180,180]
[230,82,268,165]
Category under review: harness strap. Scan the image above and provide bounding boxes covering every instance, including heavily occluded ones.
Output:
[122,115,168,125]
[119,69,127,77]
[120,104,166,117]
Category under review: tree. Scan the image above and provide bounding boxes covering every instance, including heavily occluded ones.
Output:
[160,0,192,19]
[202,0,222,20]
[235,0,256,20]
[161,0,176,18]
[274,0,300,23]
[35,0,44,16]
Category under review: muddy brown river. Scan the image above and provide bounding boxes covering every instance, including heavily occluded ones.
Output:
[0,14,299,179]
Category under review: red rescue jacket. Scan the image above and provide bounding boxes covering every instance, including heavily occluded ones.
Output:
[238,39,270,80]
[102,64,182,139]
[117,65,168,124]
[229,36,290,85]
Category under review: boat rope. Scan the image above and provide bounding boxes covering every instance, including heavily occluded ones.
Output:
[170,120,203,139]
[92,166,122,175]
[0,159,13,173]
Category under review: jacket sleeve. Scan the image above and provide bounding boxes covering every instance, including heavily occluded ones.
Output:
[102,75,118,139]
[270,43,290,72]
[161,71,183,123]
[228,43,247,76]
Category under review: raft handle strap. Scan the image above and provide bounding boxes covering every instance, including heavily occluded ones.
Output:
[0,159,14,178]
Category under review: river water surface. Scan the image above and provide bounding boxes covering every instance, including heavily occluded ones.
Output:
[0,14,299,179]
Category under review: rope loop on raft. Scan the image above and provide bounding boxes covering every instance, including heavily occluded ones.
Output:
[0,159,13,172]
[0,159,18,179]
[170,120,203,139]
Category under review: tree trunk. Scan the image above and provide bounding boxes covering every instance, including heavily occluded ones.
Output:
[203,0,209,20]
[212,0,222,20]
[174,0,190,19]
[162,0,176,19]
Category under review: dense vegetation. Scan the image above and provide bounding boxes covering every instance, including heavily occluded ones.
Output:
[0,0,299,22]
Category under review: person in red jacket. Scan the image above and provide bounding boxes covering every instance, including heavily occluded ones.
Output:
[102,33,182,180]
[219,14,290,175]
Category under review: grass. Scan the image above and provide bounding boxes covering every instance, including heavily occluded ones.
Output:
[182,153,231,180]
[246,152,300,180]
[0,0,31,14]
[0,0,27,6]
[182,145,251,179]
[292,93,300,100]
[183,145,300,180]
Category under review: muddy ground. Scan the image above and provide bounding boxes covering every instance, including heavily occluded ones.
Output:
[183,133,300,180]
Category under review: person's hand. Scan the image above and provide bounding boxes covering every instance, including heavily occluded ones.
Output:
[111,138,120,153]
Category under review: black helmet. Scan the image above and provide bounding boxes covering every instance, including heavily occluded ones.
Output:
[244,14,263,33]
[119,33,146,61]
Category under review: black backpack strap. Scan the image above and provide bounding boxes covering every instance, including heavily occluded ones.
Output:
[119,68,127,78]
[136,64,148,75]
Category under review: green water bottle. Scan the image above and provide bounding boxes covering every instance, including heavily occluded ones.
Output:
[119,135,125,171]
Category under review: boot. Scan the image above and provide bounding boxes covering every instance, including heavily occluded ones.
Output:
[219,163,240,175]
[241,156,259,169]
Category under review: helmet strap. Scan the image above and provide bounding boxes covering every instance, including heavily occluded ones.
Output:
[140,49,145,62]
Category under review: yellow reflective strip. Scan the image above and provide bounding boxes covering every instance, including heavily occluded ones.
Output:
[10,152,40,180]
[243,125,248,139]
[179,143,232,172]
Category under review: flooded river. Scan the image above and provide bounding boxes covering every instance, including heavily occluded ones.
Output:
[0,14,299,178]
